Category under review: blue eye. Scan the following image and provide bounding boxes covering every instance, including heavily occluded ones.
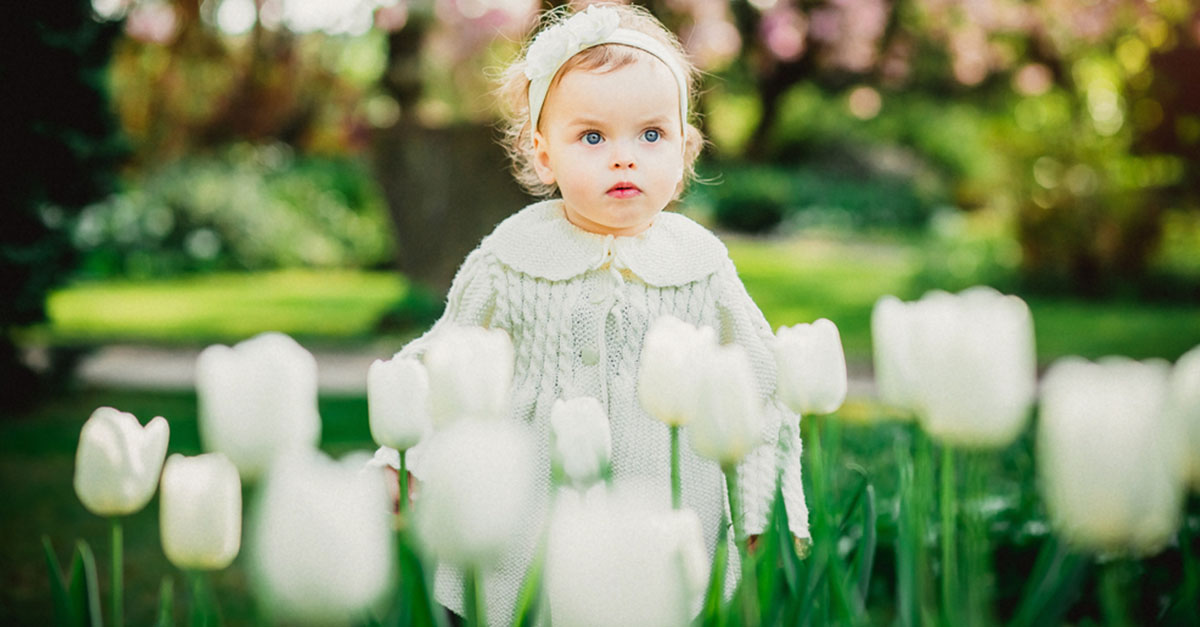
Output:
[643,129,661,143]
[583,132,602,145]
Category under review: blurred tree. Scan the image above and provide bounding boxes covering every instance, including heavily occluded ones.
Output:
[369,0,538,293]
[1,0,127,411]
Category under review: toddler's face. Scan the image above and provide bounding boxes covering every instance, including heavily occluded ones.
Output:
[532,54,685,237]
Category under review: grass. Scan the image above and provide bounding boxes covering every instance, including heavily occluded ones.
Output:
[33,234,1200,366]
[37,269,412,346]
[1,388,375,625]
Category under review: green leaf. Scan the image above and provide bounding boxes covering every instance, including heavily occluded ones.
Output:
[512,539,545,627]
[851,484,877,602]
[397,535,441,627]
[68,540,103,627]
[701,521,729,627]
[155,575,173,627]
[42,536,77,627]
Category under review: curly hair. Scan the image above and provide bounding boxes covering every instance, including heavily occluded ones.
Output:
[496,3,704,199]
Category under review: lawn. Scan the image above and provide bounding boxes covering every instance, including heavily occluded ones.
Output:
[33,234,1200,366]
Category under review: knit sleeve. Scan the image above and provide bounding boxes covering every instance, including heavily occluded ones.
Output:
[395,247,502,362]
[715,258,810,539]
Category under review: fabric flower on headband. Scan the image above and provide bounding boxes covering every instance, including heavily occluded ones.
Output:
[525,5,621,82]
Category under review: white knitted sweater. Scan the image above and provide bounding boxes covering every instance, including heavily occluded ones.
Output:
[398,199,809,625]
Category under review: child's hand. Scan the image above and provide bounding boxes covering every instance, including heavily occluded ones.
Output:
[747,534,761,554]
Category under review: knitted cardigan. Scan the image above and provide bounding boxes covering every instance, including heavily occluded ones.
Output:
[397,199,809,625]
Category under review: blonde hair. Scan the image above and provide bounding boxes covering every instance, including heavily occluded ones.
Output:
[497,3,704,199]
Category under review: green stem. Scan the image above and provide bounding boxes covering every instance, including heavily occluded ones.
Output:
[724,464,759,627]
[188,570,218,627]
[1099,559,1133,627]
[464,567,486,627]
[963,451,990,627]
[670,425,681,510]
[399,449,409,518]
[940,445,958,627]
[111,517,124,627]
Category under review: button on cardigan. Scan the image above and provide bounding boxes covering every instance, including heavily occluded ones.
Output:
[396,199,810,625]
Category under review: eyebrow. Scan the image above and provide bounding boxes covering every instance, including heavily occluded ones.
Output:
[564,115,674,128]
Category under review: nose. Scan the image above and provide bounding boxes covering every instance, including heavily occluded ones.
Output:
[609,141,636,170]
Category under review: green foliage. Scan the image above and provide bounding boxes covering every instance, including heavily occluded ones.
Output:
[71,145,394,280]
[42,537,102,627]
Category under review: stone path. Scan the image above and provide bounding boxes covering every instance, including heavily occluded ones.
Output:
[75,344,878,398]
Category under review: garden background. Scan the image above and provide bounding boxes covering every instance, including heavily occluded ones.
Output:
[3,0,1200,624]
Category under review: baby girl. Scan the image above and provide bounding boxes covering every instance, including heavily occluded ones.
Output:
[395,3,809,623]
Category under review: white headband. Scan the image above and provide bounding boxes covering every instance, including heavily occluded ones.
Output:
[524,5,689,135]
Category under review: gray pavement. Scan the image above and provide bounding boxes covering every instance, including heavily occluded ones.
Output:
[74,344,879,399]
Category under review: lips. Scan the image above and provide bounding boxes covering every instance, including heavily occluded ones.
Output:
[607,182,642,198]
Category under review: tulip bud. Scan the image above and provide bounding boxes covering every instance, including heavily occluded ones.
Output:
[159,453,241,570]
[424,326,514,425]
[688,344,763,467]
[414,420,537,569]
[638,316,718,426]
[1038,357,1185,555]
[550,397,612,488]
[74,407,170,517]
[1167,344,1200,490]
[368,356,432,451]
[774,318,848,416]
[196,332,321,480]
[908,287,1037,447]
[250,450,394,623]
[546,486,709,626]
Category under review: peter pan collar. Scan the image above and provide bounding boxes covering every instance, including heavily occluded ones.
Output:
[481,199,728,287]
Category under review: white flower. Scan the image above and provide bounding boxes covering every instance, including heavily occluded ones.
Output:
[524,5,621,81]
[250,450,394,624]
[159,453,241,571]
[414,420,537,569]
[774,318,848,416]
[365,445,401,471]
[196,332,321,479]
[688,343,763,467]
[424,326,514,425]
[871,295,921,412]
[74,407,170,517]
[638,316,718,426]
[1166,344,1200,490]
[907,287,1037,447]
[546,485,709,626]
[1038,357,1185,555]
[550,397,612,488]
[368,356,431,451]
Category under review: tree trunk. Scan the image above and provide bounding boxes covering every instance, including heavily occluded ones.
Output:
[370,121,534,294]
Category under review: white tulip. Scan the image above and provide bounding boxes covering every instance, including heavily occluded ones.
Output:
[871,295,921,412]
[368,356,432,451]
[546,486,709,626]
[196,332,321,479]
[638,316,718,426]
[907,287,1037,447]
[423,326,514,425]
[1038,357,1185,555]
[774,318,848,416]
[159,453,241,570]
[74,407,170,517]
[414,420,537,569]
[688,344,763,467]
[550,397,612,488]
[1167,344,1200,489]
[250,450,394,624]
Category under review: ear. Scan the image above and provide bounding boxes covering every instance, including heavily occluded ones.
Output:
[531,131,556,186]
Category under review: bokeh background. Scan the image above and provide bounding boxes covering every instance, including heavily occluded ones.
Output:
[4,0,1200,623]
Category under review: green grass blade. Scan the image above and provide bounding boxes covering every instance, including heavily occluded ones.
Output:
[851,484,877,603]
[702,521,730,627]
[155,575,173,627]
[42,536,78,627]
[68,540,103,627]
[512,540,546,627]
